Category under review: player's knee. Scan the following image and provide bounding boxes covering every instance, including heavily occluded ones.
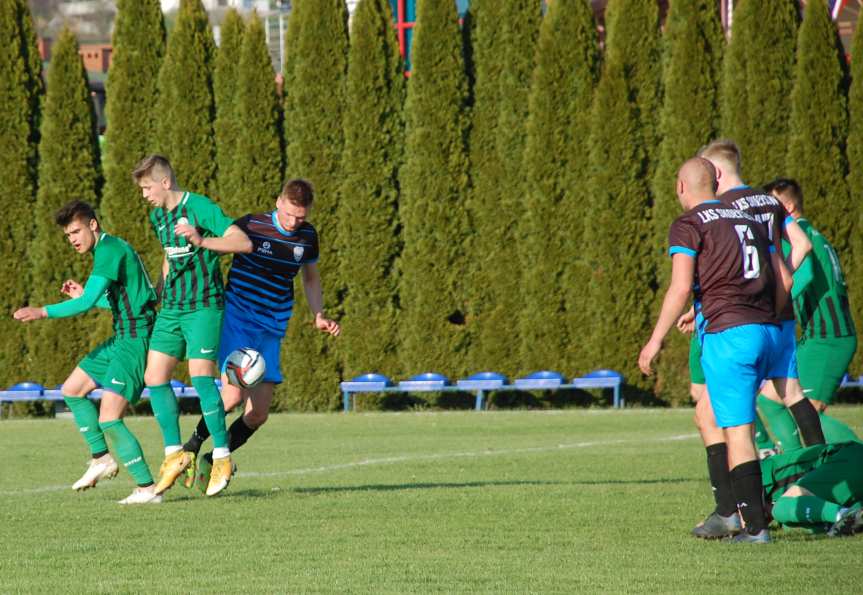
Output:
[244,409,269,429]
[144,370,166,387]
[61,379,87,397]
[809,398,827,413]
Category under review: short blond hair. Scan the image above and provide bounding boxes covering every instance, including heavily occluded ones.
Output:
[131,154,176,186]
[697,139,741,175]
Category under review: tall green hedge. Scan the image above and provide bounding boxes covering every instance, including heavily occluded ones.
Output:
[398,0,470,378]
[0,0,42,389]
[212,8,245,212]
[463,0,506,375]
[487,0,541,378]
[155,0,216,195]
[338,0,404,381]
[846,12,863,373]
[521,0,598,374]
[231,12,283,214]
[787,0,849,255]
[603,0,662,177]
[28,29,104,386]
[100,0,165,277]
[723,0,799,184]
[280,0,349,411]
[585,58,654,396]
[650,0,723,404]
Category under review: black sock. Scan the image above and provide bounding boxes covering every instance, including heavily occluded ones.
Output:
[183,416,211,454]
[92,450,109,460]
[729,460,767,534]
[789,399,825,446]
[228,416,257,452]
[706,443,737,516]
[137,480,154,488]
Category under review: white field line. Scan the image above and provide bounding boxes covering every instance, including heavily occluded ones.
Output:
[0,432,699,497]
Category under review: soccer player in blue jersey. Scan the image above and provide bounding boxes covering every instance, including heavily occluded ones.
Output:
[180,179,340,484]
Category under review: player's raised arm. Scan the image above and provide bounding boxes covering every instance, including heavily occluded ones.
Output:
[302,262,340,336]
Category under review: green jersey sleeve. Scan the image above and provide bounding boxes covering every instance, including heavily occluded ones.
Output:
[45,275,110,318]
[191,194,235,237]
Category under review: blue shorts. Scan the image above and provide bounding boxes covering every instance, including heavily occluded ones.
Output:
[218,305,283,384]
[768,319,799,379]
[701,323,784,428]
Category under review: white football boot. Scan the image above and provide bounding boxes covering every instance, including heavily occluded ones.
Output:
[118,486,163,505]
[72,454,119,491]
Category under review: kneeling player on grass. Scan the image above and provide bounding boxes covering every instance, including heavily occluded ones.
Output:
[133,155,252,497]
[13,201,160,504]
[180,179,340,489]
[762,440,863,536]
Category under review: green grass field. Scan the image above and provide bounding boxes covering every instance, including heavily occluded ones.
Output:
[2,407,862,593]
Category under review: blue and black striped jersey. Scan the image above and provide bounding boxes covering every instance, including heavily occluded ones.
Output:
[225,211,319,335]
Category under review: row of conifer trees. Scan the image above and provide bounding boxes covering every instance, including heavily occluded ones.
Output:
[0,0,861,411]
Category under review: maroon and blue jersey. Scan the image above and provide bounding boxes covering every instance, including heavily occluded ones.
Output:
[224,211,319,336]
[668,199,778,334]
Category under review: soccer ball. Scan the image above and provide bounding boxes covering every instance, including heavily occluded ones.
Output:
[224,347,266,388]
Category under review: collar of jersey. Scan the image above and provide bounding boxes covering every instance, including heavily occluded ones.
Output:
[271,210,292,237]
[703,199,722,205]
[729,185,751,192]
[168,191,189,213]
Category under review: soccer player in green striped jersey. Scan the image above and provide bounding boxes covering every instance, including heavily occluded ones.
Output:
[132,155,252,497]
[758,179,858,449]
[13,201,161,504]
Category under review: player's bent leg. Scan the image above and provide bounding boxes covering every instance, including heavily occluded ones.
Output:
[757,382,802,452]
[62,368,109,457]
[773,377,825,447]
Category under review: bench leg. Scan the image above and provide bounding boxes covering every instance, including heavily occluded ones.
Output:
[474,390,484,412]
[342,391,350,413]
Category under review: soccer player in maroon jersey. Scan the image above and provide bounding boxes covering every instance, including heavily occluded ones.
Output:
[640,158,783,543]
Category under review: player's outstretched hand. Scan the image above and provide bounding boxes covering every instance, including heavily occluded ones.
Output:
[638,339,661,376]
[13,306,47,322]
[175,222,203,247]
[61,279,84,298]
[315,312,341,337]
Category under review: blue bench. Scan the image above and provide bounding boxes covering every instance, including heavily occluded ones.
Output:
[0,379,214,418]
[340,370,624,412]
[840,374,863,389]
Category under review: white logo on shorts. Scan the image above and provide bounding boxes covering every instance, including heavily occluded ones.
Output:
[200,348,215,354]
[111,378,126,385]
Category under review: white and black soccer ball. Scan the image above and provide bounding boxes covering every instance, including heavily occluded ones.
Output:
[224,347,266,388]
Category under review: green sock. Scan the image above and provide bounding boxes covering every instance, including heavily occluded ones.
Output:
[191,376,228,449]
[99,419,154,486]
[754,412,775,451]
[772,495,842,525]
[819,412,860,443]
[63,396,108,456]
[757,394,803,451]
[148,383,181,447]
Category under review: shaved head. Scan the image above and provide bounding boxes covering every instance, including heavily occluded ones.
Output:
[679,157,717,193]
[675,157,717,210]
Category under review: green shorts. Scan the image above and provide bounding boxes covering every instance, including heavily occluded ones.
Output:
[149,307,223,362]
[797,335,857,405]
[79,336,149,404]
[796,441,863,506]
[689,334,705,385]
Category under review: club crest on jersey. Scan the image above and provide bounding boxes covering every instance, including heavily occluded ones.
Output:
[293,246,304,262]
[258,241,273,256]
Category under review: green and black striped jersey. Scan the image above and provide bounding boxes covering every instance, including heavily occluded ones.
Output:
[150,191,235,310]
[91,233,157,338]
[784,218,855,339]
